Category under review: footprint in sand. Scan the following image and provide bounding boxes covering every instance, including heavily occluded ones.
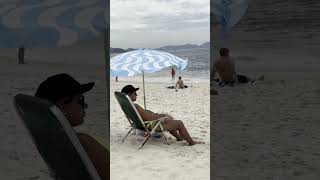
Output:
[200,130,207,133]
[28,176,40,180]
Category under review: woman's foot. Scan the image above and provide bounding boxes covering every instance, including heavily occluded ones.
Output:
[188,140,205,146]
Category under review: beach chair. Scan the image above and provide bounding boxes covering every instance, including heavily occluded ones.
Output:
[13,94,101,180]
[114,91,170,149]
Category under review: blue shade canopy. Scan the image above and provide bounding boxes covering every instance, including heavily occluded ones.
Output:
[0,0,107,48]
[213,0,248,31]
[110,49,188,77]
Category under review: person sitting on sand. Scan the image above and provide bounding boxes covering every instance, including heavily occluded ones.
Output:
[213,48,264,87]
[35,73,109,180]
[121,85,203,146]
[176,76,188,89]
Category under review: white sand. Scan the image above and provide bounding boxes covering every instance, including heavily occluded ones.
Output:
[0,58,108,180]
[110,81,210,180]
[212,69,320,179]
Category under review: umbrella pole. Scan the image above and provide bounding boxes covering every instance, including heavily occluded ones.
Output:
[142,71,146,109]
[104,26,110,147]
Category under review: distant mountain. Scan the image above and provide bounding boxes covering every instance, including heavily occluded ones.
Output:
[110,47,126,53]
[110,47,138,54]
[157,44,198,50]
[110,42,209,53]
[200,42,210,48]
[125,48,138,52]
[157,42,209,51]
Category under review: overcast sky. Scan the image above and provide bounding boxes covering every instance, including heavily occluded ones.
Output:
[110,0,210,49]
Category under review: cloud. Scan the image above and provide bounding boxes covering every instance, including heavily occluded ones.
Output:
[110,0,210,32]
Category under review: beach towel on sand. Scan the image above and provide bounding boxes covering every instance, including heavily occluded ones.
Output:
[166,85,189,89]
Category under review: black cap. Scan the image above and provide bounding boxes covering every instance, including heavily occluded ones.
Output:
[35,73,94,103]
[121,85,139,95]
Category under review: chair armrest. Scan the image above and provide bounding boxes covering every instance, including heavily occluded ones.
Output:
[144,116,169,124]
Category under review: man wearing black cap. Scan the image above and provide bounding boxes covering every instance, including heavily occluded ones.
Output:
[35,73,109,180]
[121,85,203,146]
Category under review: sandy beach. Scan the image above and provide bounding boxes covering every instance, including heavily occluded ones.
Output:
[110,80,210,180]
[0,58,108,180]
[211,48,320,179]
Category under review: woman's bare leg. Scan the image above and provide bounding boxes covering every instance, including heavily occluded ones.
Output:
[168,130,183,141]
[162,120,202,145]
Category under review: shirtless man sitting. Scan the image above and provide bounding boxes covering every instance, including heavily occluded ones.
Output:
[121,85,203,145]
[176,76,188,89]
[213,48,237,86]
[213,48,261,86]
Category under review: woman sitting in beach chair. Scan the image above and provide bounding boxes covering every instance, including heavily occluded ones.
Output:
[121,85,203,146]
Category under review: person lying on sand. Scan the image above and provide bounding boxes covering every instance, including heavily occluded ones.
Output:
[213,48,264,87]
[176,76,188,89]
[121,85,203,146]
[35,73,109,180]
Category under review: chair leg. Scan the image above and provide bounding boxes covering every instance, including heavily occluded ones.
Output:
[159,124,170,145]
[122,127,134,143]
[138,134,151,149]
[138,121,162,149]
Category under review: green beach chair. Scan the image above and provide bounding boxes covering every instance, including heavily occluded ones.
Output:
[114,91,170,149]
[13,94,101,180]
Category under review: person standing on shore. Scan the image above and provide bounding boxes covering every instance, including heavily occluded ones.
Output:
[171,68,176,80]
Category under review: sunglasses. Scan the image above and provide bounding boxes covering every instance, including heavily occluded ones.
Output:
[78,95,85,107]
[62,95,85,107]
[129,92,137,96]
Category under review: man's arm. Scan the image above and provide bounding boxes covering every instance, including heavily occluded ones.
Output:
[77,133,109,180]
[212,60,218,78]
[135,104,169,121]
[230,59,237,80]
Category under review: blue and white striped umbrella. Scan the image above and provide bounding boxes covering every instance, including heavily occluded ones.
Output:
[110,49,188,109]
[0,0,107,47]
[110,49,188,77]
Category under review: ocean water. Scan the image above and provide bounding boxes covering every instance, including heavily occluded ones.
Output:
[0,43,210,84]
[213,0,320,48]
[212,0,320,71]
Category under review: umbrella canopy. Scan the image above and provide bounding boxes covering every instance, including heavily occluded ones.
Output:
[110,49,187,77]
[0,0,107,48]
[110,49,188,109]
[212,0,248,38]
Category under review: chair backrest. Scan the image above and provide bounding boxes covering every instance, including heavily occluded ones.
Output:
[13,94,101,180]
[114,91,146,130]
